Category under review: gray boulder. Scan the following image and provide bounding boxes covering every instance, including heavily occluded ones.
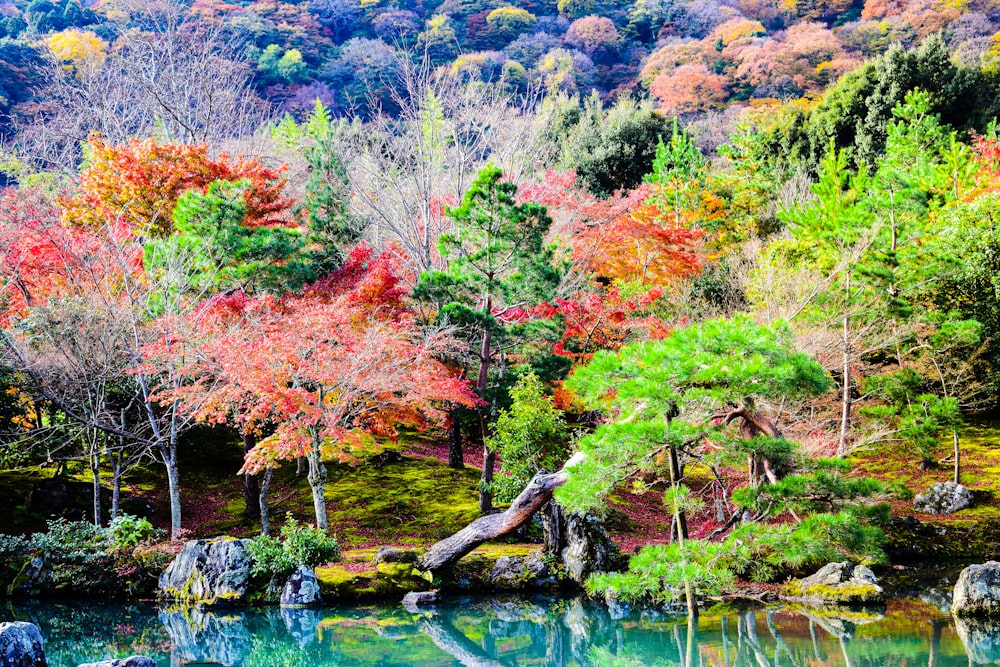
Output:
[159,607,250,667]
[280,566,322,607]
[953,562,1000,617]
[561,513,621,585]
[77,659,155,667]
[280,607,320,646]
[785,562,884,604]
[914,481,973,514]
[158,537,253,605]
[955,616,1000,664]
[488,555,556,590]
[402,590,438,612]
[372,547,418,565]
[0,622,46,667]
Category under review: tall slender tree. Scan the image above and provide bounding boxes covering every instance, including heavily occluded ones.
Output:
[415,164,562,512]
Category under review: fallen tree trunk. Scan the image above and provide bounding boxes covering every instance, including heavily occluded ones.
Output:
[420,616,504,667]
[418,452,585,572]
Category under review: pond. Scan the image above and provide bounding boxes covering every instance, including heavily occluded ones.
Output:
[2,593,996,666]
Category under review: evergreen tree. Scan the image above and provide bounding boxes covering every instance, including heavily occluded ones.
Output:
[415,164,562,511]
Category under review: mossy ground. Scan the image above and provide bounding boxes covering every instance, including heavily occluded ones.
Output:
[8,419,1000,583]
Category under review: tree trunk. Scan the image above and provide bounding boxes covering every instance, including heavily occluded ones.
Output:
[110,452,122,521]
[420,616,504,667]
[669,446,688,541]
[953,430,961,485]
[476,326,494,512]
[165,454,182,539]
[260,468,274,537]
[243,431,260,520]
[929,619,943,667]
[307,446,329,532]
[297,457,307,475]
[419,452,585,572]
[91,450,102,527]
[448,415,464,469]
[686,611,699,666]
[541,500,566,556]
[479,447,496,513]
[838,308,851,458]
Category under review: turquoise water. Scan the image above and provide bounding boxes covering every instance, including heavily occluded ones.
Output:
[2,594,995,666]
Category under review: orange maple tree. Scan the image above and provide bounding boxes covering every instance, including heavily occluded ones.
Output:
[153,243,478,531]
[62,136,291,236]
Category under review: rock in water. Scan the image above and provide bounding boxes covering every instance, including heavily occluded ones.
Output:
[77,659,155,667]
[402,591,438,612]
[281,607,320,646]
[560,513,621,585]
[158,537,253,605]
[955,616,1000,664]
[784,562,884,604]
[0,622,46,667]
[159,607,250,666]
[914,481,973,514]
[281,566,322,607]
[953,562,1000,617]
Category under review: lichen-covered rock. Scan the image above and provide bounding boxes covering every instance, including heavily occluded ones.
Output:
[159,607,250,667]
[953,562,1000,617]
[0,622,46,667]
[77,658,156,667]
[488,555,556,590]
[560,513,621,585]
[372,547,419,565]
[784,562,884,604]
[158,537,252,606]
[955,616,1000,664]
[914,481,973,514]
[280,566,322,607]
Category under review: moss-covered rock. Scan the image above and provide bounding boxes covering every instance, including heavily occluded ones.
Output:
[784,562,884,604]
[953,561,1000,617]
[7,550,43,597]
[158,537,253,606]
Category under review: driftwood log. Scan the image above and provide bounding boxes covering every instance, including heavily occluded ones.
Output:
[418,452,585,572]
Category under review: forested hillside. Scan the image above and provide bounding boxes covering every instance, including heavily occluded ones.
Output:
[1,0,1000,608]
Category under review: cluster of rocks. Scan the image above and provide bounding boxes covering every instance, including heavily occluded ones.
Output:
[0,621,153,667]
[158,537,322,607]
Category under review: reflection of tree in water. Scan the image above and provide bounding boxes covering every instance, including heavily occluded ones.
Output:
[2,596,981,666]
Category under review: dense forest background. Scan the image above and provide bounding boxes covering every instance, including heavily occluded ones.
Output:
[3,0,1000,601]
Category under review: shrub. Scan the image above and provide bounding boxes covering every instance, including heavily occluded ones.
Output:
[3,515,167,597]
[247,516,340,579]
[109,514,161,552]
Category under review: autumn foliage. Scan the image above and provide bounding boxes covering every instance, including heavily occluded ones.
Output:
[524,172,702,287]
[62,136,291,236]
[154,243,478,473]
[0,188,141,327]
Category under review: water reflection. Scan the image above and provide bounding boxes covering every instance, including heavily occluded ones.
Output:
[2,596,997,667]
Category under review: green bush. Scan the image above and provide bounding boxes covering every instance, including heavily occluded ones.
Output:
[247,516,340,579]
[109,514,160,552]
[0,515,167,597]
